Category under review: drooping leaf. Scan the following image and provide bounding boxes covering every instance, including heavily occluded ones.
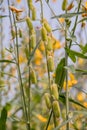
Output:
[0,107,7,130]
[0,59,16,64]
[55,58,65,91]
[65,48,87,62]
[59,94,87,109]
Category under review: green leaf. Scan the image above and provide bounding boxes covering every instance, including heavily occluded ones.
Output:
[78,17,87,24]
[55,58,65,91]
[75,69,87,75]
[0,107,7,130]
[65,48,87,62]
[0,15,9,18]
[51,12,85,18]
[59,94,87,109]
[0,59,16,64]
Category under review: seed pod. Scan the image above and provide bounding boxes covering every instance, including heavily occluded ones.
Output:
[46,36,53,51]
[26,17,33,30]
[44,21,52,33]
[67,2,74,11]
[19,29,22,38]
[30,34,36,49]
[30,70,37,84]
[51,83,59,100]
[31,6,36,20]
[11,29,16,39]
[47,56,54,72]
[41,26,47,41]
[44,93,51,109]
[52,101,60,118]
[28,0,33,10]
[62,0,67,11]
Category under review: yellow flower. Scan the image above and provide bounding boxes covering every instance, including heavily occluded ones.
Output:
[71,79,77,85]
[69,73,75,80]
[59,18,65,23]
[78,58,84,65]
[47,124,54,130]
[53,40,61,50]
[16,0,21,3]
[77,92,86,101]
[39,41,45,52]
[85,1,87,9]
[35,49,43,59]
[34,58,42,65]
[19,55,27,64]
[83,102,87,108]
[36,114,47,122]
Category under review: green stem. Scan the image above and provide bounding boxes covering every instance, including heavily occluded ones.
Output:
[45,110,53,130]
[65,10,69,130]
[69,0,82,48]
[12,13,30,130]
[27,0,32,129]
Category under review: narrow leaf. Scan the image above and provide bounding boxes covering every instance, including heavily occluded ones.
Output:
[52,12,85,18]
[55,58,65,91]
[0,59,16,64]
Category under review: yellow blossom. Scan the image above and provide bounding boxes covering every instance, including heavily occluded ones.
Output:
[77,92,86,101]
[35,49,43,59]
[16,0,21,3]
[36,114,47,122]
[39,41,45,52]
[19,55,27,64]
[85,1,87,8]
[78,58,84,65]
[53,40,61,50]
[69,73,75,80]
[34,58,42,65]
[47,124,54,130]
[59,18,65,23]
[83,102,87,108]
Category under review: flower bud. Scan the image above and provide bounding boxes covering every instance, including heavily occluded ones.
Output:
[31,6,36,20]
[44,21,52,33]
[44,93,51,109]
[62,0,67,11]
[51,83,59,100]
[30,34,36,49]
[46,36,53,51]
[52,101,60,118]
[26,17,33,30]
[19,29,22,38]
[41,26,47,41]
[11,29,16,39]
[30,70,37,84]
[47,56,54,72]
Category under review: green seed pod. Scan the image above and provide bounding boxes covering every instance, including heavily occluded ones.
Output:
[28,0,33,10]
[46,36,53,51]
[44,93,51,109]
[30,34,36,49]
[30,70,37,84]
[51,83,59,100]
[11,29,16,39]
[62,0,67,11]
[52,101,60,118]
[41,26,47,41]
[47,56,54,72]
[44,22,52,33]
[31,6,36,20]
[26,17,33,30]
[19,29,22,38]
